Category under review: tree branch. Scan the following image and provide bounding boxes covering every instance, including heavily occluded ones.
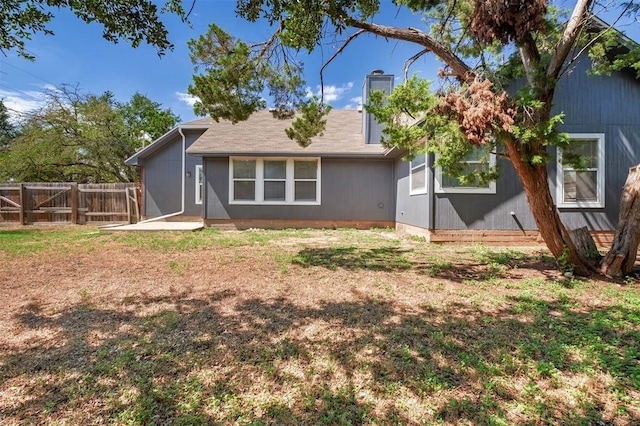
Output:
[547,0,593,80]
[563,2,633,77]
[404,48,430,82]
[347,19,475,84]
[519,33,541,85]
[252,21,285,60]
[319,30,366,103]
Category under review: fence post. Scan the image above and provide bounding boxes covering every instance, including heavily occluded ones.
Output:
[19,183,26,225]
[70,182,79,224]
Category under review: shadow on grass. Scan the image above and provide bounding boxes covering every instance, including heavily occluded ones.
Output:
[291,245,563,283]
[2,290,639,424]
[292,246,413,271]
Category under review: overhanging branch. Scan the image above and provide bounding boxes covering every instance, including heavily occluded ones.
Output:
[347,19,475,84]
[319,29,366,103]
[404,48,430,82]
[547,0,593,80]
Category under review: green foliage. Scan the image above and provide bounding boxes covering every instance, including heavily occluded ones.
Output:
[0,99,16,151]
[0,86,178,183]
[510,86,568,161]
[587,13,640,78]
[187,22,335,146]
[0,0,187,60]
[118,93,179,140]
[367,75,499,186]
[188,24,268,123]
[365,75,436,154]
[284,99,332,147]
[236,0,380,36]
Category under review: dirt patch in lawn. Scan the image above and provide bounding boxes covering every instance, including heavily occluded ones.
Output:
[0,226,638,425]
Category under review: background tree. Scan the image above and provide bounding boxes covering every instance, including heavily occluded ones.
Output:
[0,99,16,151]
[185,0,640,276]
[0,86,179,183]
[119,93,180,140]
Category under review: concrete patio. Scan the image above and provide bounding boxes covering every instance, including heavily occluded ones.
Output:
[100,221,204,232]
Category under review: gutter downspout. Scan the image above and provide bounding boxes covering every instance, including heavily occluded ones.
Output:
[138,126,186,223]
[427,153,436,231]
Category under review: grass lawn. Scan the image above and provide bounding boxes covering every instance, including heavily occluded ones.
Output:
[0,226,639,425]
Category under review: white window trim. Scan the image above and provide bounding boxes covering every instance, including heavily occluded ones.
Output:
[556,133,605,208]
[195,164,203,205]
[409,155,427,195]
[434,151,497,194]
[228,157,321,205]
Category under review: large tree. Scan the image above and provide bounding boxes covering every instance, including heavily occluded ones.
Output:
[0,86,179,183]
[184,0,640,276]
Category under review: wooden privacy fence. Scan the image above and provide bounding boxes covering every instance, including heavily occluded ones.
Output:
[0,182,139,225]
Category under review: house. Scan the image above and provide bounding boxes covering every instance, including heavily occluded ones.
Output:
[126,59,640,245]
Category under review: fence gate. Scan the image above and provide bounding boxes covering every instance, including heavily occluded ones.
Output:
[0,182,139,225]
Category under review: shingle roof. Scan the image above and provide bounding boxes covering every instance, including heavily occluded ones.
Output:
[181,117,216,127]
[186,109,390,157]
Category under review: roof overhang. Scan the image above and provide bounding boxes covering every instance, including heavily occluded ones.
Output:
[125,124,211,166]
[187,151,393,159]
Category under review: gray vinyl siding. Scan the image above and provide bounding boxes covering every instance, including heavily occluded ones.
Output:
[141,130,203,217]
[434,157,537,230]
[204,157,394,222]
[432,55,640,231]
[394,158,430,229]
[552,58,640,230]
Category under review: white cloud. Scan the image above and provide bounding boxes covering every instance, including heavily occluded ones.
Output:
[342,96,363,110]
[306,82,354,103]
[176,91,199,107]
[0,88,48,122]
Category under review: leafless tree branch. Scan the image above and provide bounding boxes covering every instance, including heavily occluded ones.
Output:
[318,29,366,103]
[404,48,430,82]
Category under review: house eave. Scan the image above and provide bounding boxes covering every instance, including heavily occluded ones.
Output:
[125,124,211,166]
[186,151,391,159]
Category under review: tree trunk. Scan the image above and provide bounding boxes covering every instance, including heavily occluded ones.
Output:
[569,226,602,262]
[601,165,640,278]
[503,139,593,275]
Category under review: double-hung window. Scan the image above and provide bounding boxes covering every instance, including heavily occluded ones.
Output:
[195,164,204,204]
[557,133,605,208]
[229,157,321,204]
[409,153,427,195]
[232,159,257,201]
[264,160,287,201]
[435,146,496,194]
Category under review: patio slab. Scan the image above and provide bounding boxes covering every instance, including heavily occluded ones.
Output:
[100,221,204,232]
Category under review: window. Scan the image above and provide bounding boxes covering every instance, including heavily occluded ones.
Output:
[557,133,605,208]
[409,153,427,195]
[195,164,204,204]
[264,160,286,201]
[435,146,496,194]
[232,159,256,201]
[229,157,321,204]
[294,160,319,201]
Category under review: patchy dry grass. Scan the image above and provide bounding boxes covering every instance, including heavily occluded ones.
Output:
[0,226,639,425]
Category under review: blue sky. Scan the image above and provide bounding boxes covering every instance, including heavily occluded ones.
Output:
[0,1,638,124]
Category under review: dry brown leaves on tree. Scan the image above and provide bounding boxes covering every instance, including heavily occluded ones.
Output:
[436,79,516,145]
[470,0,547,44]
